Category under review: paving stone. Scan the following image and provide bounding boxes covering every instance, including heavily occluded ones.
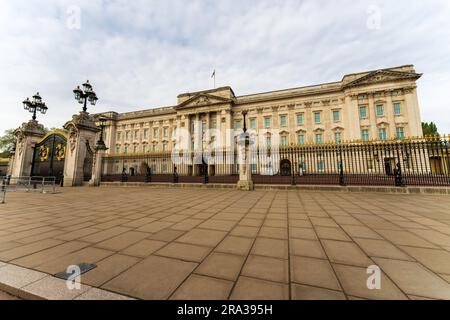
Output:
[340,225,383,239]
[230,226,259,238]
[241,255,288,283]
[198,219,237,232]
[148,229,185,242]
[0,264,48,293]
[81,254,140,287]
[176,229,227,247]
[354,238,414,261]
[136,221,174,233]
[121,240,167,258]
[156,243,212,263]
[315,227,352,241]
[251,238,288,259]
[21,276,91,300]
[376,229,437,248]
[195,253,245,281]
[95,231,150,251]
[373,257,450,300]
[215,236,254,256]
[79,227,132,244]
[333,264,407,300]
[291,256,341,291]
[290,239,327,259]
[230,276,289,300]
[0,239,63,262]
[75,287,135,300]
[289,227,318,240]
[291,284,346,300]
[322,240,373,267]
[259,227,288,240]
[170,275,233,300]
[102,256,197,300]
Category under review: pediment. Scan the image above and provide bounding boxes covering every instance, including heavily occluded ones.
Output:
[177,93,232,109]
[344,70,422,88]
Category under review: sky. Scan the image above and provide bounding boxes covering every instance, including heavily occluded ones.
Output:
[1,0,450,136]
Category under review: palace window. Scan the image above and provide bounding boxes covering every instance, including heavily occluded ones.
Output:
[152,142,157,152]
[250,118,256,129]
[235,120,242,129]
[297,113,304,126]
[163,127,169,138]
[280,115,287,127]
[315,133,323,144]
[212,120,217,129]
[264,117,272,129]
[314,112,321,124]
[334,132,342,144]
[153,128,158,138]
[143,129,148,139]
[116,146,120,154]
[297,134,305,145]
[281,135,288,146]
[134,130,139,140]
[333,110,340,122]
[266,136,272,146]
[133,145,138,154]
[124,146,128,154]
[125,131,130,141]
[379,128,387,141]
[396,127,405,140]
[143,144,147,153]
[376,104,384,117]
[394,103,402,115]
[359,106,368,119]
[163,143,168,152]
[117,132,121,141]
[361,129,370,142]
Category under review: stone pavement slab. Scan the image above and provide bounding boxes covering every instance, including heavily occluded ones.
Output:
[1,187,450,300]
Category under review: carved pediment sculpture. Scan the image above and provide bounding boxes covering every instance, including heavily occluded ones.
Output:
[344,70,422,89]
[177,93,232,109]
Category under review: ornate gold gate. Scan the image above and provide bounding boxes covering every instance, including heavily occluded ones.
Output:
[31,131,67,183]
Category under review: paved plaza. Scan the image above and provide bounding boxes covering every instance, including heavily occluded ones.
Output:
[0,187,450,300]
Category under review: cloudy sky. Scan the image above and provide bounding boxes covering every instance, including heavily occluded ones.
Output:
[1,0,450,136]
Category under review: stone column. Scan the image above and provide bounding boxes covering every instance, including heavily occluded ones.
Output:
[237,134,254,191]
[89,143,108,187]
[10,120,46,178]
[63,112,100,187]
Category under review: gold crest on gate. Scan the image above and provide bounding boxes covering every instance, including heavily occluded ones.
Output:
[39,145,50,162]
[55,143,66,161]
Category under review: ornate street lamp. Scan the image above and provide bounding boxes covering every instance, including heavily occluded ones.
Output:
[22,92,48,121]
[96,116,108,149]
[73,80,98,112]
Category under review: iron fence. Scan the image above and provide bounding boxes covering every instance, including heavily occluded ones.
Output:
[101,137,450,187]
[5,176,57,194]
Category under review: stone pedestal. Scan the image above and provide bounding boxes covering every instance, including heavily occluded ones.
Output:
[89,145,107,187]
[63,112,100,187]
[10,120,46,178]
[236,138,255,191]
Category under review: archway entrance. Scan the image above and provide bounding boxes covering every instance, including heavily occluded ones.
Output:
[31,131,67,184]
[280,159,292,176]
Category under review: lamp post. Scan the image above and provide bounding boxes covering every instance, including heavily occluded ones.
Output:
[73,80,98,113]
[96,116,108,150]
[22,92,48,121]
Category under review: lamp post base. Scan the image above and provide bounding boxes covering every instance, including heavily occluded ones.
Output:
[237,180,254,191]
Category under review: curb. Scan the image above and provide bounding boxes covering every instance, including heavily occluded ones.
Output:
[0,262,135,300]
[99,182,450,195]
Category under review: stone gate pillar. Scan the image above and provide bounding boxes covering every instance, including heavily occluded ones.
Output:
[237,134,254,191]
[89,143,108,187]
[10,120,46,178]
[63,112,100,187]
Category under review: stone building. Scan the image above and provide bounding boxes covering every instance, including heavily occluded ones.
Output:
[102,65,423,155]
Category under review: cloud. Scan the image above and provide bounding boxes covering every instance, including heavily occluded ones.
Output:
[1,0,449,135]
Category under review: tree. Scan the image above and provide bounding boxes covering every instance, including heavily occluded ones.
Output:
[422,122,439,136]
[0,129,16,158]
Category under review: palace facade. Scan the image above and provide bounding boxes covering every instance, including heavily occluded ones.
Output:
[101,65,423,159]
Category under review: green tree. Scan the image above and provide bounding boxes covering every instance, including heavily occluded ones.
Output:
[422,122,439,136]
[0,129,16,158]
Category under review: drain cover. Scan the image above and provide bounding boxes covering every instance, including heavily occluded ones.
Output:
[54,263,97,280]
